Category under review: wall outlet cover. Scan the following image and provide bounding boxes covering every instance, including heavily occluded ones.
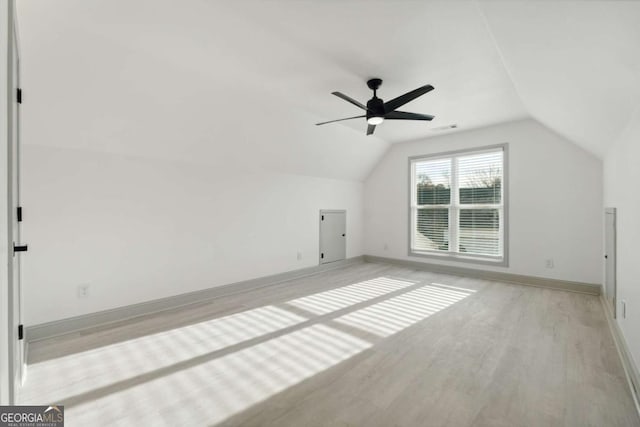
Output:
[77,284,90,298]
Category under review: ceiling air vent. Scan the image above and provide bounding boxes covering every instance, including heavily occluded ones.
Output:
[431,124,458,132]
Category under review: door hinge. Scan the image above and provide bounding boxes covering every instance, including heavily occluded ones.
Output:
[17,88,22,104]
[17,206,23,222]
[321,253,324,259]
[321,215,324,221]
[18,324,24,340]
[13,243,28,253]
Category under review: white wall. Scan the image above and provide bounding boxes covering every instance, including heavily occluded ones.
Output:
[604,105,640,375]
[22,145,364,326]
[364,119,603,284]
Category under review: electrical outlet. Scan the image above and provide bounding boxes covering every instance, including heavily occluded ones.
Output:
[77,284,90,299]
[297,251,303,261]
[545,258,554,269]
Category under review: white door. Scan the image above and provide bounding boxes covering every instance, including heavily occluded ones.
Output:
[8,14,25,402]
[319,210,346,264]
[604,208,616,318]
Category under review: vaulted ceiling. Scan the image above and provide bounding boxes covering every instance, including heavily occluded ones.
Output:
[17,1,640,180]
[480,1,640,158]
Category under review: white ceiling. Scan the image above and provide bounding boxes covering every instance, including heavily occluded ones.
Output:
[16,1,640,180]
[480,1,640,158]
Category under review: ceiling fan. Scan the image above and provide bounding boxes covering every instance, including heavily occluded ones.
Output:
[316,78,435,135]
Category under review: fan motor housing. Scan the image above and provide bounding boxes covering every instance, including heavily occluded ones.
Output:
[366,97,385,119]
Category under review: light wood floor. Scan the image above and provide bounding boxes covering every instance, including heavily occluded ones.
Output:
[21,262,640,426]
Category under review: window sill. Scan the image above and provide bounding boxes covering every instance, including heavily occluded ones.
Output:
[408,249,508,267]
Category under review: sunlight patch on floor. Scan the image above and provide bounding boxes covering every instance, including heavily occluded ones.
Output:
[287,277,416,315]
[66,324,371,426]
[20,306,306,404]
[334,284,473,336]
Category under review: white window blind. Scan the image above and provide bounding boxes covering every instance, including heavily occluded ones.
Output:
[410,146,505,263]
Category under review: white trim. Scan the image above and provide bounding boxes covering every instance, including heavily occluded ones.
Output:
[0,0,11,406]
[5,0,21,402]
[450,155,459,253]
[364,255,600,295]
[600,295,640,417]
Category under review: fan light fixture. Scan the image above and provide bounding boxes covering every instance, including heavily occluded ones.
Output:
[367,116,384,125]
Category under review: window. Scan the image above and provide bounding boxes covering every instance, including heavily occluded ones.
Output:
[409,145,507,265]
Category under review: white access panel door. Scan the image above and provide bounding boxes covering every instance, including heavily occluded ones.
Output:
[319,210,346,264]
[605,208,617,318]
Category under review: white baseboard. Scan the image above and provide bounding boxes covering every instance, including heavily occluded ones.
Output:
[600,295,640,417]
[26,256,365,343]
[363,255,601,295]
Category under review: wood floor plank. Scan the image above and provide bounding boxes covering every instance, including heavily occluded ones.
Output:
[20,263,640,426]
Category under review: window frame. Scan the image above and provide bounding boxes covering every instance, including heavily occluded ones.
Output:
[408,143,509,267]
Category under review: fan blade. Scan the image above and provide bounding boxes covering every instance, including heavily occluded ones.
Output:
[316,115,366,126]
[384,111,434,121]
[384,85,434,112]
[332,92,368,111]
[367,124,376,135]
